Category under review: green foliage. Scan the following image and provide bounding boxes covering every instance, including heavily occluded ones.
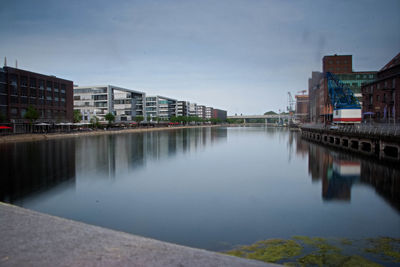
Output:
[24,105,39,123]
[104,112,115,125]
[264,111,277,115]
[135,116,144,123]
[226,118,244,124]
[73,110,81,123]
[90,115,100,128]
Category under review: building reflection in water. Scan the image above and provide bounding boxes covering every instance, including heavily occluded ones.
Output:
[295,133,400,211]
[75,127,228,179]
[0,127,228,203]
[0,139,76,203]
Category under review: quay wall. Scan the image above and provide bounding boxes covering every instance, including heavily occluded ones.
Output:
[301,126,400,161]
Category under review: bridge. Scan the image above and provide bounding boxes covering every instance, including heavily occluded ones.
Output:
[228,114,291,123]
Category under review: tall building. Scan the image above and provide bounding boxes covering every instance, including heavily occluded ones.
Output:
[362,52,400,123]
[145,95,177,120]
[323,55,352,74]
[0,66,73,122]
[295,94,309,122]
[308,72,323,123]
[73,85,145,122]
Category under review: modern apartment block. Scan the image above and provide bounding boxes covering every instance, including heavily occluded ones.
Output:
[205,107,213,119]
[0,66,73,122]
[176,101,189,117]
[362,52,400,123]
[196,105,206,119]
[188,102,197,117]
[73,85,145,122]
[145,95,177,120]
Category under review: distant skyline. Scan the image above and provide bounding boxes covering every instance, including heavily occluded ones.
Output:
[1,0,399,115]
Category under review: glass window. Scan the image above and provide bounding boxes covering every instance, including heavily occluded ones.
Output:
[39,80,45,89]
[46,81,52,91]
[0,83,7,94]
[21,76,28,87]
[11,108,18,115]
[30,77,36,88]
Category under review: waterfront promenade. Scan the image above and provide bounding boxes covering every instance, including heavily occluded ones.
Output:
[0,125,221,144]
[0,202,274,267]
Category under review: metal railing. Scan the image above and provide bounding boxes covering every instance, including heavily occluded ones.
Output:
[302,123,400,137]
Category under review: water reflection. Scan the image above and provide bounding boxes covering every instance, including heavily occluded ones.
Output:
[296,133,400,211]
[0,139,76,203]
[0,127,227,202]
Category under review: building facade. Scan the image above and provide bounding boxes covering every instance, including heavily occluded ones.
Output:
[205,107,213,119]
[212,109,227,121]
[362,52,400,123]
[188,102,197,117]
[145,96,177,120]
[196,105,206,119]
[308,55,377,123]
[74,85,145,122]
[176,101,189,117]
[295,94,309,122]
[0,66,73,122]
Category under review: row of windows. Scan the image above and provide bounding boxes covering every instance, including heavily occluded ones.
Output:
[364,78,396,93]
[11,76,67,93]
[10,108,67,118]
[74,88,107,94]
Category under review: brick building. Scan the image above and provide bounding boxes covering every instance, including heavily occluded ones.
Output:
[0,67,73,123]
[361,52,400,123]
[212,109,227,121]
[295,94,309,122]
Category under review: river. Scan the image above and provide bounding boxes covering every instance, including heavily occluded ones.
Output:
[1,126,399,251]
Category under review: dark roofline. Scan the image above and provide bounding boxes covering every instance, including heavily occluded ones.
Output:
[2,66,73,83]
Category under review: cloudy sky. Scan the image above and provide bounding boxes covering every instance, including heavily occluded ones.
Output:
[1,0,399,115]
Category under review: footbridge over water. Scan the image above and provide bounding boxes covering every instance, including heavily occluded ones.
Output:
[228,114,290,123]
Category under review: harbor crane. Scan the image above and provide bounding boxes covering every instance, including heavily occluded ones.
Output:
[326,72,361,124]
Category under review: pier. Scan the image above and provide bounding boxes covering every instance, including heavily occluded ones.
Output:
[301,124,400,161]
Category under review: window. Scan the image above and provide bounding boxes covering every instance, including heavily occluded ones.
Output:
[21,76,28,87]
[393,79,396,88]
[54,83,59,92]
[0,83,7,94]
[30,77,36,88]
[61,84,66,93]
[11,108,18,115]
[384,81,388,88]
[377,83,380,89]
[39,80,45,89]
[0,95,7,105]
[377,95,380,101]
[369,95,373,105]
[392,92,395,101]
[74,95,81,100]
[46,81,52,91]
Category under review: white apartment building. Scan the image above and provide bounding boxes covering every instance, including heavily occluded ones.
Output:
[188,102,197,117]
[73,85,145,122]
[205,107,213,119]
[145,95,177,120]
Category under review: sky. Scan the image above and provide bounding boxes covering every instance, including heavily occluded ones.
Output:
[0,0,399,115]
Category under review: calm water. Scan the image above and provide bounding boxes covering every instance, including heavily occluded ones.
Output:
[1,127,399,251]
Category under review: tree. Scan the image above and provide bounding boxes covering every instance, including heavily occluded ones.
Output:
[24,105,39,123]
[135,116,144,123]
[90,115,100,128]
[105,112,115,125]
[264,111,277,115]
[73,110,82,123]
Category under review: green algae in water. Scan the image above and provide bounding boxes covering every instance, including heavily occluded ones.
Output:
[224,236,399,266]
[364,237,400,262]
[226,239,302,263]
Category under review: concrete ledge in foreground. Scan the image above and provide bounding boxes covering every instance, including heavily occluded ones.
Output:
[0,203,277,267]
